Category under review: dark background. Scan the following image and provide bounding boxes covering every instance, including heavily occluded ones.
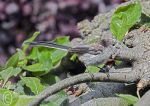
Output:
[0,0,125,64]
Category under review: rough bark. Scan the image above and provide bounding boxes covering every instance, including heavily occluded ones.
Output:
[80,97,128,106]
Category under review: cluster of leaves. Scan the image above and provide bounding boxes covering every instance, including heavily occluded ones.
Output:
[0,32,69,106]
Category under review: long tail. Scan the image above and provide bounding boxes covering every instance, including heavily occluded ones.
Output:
[26,41,70,51]
[26,41,89,53]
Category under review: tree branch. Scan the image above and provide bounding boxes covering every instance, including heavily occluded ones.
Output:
[28,68,137,106]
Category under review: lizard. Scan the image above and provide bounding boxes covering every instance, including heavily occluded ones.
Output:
[28,0,150,97]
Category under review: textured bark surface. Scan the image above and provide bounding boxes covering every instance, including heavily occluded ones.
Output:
[80,97,128,106]
[135,90,150,106]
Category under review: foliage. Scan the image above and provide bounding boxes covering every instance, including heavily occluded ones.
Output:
[70,54,78,61]
[21,77,45,95]
[0,88,34,106]
[22,31,40,52]
[117,94,138,105]
[87,66,100,73]
[0,67,22,87]
[110,1,141,41]
[0,32,70,105]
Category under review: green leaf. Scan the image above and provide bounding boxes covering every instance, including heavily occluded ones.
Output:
[117,94,138,105]
[51,50,67,65]
[14,80,25,95]
[5,52,19,68]
[5,49,27,68]
[37,51,53,74]
[27,47,39,60]
[0,88,19,106]
[15,95,35,106]
[0,88,35,106]
[0,66,4,72]
[23,63,44,72]
[0,67,22,87]
[5,81,16,90]
[53,36,70,45]
[70,54,78,61]
[23,51,53,74]
[22,31,40,52]
[21,77,45,95]
[110,2,141,41]
[41,91,67,106]
[17,49,28,67]
[115,60,122,65]
[51,36,69,65]
[41,74,60,86]
[86,66,100,73]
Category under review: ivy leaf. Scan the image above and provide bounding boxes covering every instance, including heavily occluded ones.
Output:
[23,63,43,72]
[51,50,67,65]
[22,31,40,52]
[27,47,39,60]
[5,49,27,68]
[5,52,19,68]
[110,2,141,41]
[23,51,52,74]
[21,77,45,95]
[0,67,22,87]
[0,88,19,106]
[117,94,138,105]
[35,51,53,75]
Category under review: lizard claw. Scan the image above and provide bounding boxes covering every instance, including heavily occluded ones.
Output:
[137,79,149,98]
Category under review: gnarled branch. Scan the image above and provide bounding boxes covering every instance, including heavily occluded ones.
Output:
[28,68,137,106]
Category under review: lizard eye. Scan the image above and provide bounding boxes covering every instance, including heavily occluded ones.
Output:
[123,34,135,48]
